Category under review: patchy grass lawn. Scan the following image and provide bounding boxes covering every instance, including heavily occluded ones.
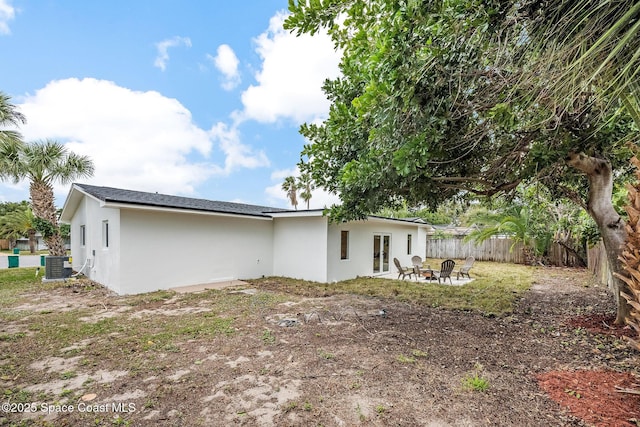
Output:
[0,263,636,427]
[253,260,533,316]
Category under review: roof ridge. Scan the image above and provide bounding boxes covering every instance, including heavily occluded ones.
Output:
[74,183,286,217]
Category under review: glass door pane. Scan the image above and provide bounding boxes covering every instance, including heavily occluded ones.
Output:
[373,235,381,273]
[382,235,390,272]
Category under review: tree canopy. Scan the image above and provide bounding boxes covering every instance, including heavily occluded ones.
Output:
[0,91,25,146]
[1,93,95,256]
[0,207,37,253]
[0,139,94,255]
[285,0,638,221]
[520,1,640,127]
[286,0,639,322]
[0,201,29,217]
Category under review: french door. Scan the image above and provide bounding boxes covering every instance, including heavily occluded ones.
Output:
[373,234,390,274]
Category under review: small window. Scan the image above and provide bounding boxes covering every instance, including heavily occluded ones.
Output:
[407,234,412,255]
[80,225,86,246]
[340,230,349,260]
[102,220,109,248]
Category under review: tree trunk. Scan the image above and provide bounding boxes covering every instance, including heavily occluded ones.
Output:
[30,180,66,256]
[28,229,36,254]
[567,152,630,324]
[30,180,58,224]
[45,234,67,256]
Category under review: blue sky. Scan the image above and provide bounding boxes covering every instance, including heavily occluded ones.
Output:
[0,0,342,209]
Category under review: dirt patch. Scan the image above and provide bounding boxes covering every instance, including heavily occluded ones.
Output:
[0,267,639,426]
[524,269,640,427]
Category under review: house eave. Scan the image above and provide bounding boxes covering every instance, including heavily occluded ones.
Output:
[102,201,275,220]
[60,184,102,223]
[266,210,433,229]
[364,216,433,229]
[266,209,326,218]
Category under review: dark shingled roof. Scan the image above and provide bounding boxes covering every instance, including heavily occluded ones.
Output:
[75,184,286,218]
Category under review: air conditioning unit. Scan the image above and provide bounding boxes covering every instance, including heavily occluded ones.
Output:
[45,256,72,280]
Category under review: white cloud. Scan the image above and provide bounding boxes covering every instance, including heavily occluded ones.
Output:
[239,11,341,124]
[209,122,269,172]
[0,0,16,35]
[154,36,191,71]
[270,167,297,182]
[16,78,268,199]
[209,44,241,90]
[265,167,341,210]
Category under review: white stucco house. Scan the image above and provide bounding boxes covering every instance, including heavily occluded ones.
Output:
[60,184,432,295]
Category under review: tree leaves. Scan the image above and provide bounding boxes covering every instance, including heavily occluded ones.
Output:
[288,0,638,222]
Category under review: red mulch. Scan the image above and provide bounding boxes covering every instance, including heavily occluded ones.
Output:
[537,313,640,426]
[566,313,635,338]
[537,370,640,427]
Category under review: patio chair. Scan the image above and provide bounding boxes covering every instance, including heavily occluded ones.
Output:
[394,257,415,280]
[424,259,456,284]
[455,256,475,279]
[411,255,424,274]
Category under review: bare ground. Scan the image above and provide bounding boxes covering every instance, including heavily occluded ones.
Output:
[1,267,639,426]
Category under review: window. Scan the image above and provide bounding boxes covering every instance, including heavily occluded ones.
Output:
[102,220,109,248]
[407,234,412,255]
[340,230,349,260]
[80,225,86,246]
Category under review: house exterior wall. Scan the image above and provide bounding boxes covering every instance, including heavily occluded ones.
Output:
[65,188,430,294]
[417,227,428,259]
[326,220,422,282]
[272,216,328,282]
[117,209,274,294]
[69,196,122,292]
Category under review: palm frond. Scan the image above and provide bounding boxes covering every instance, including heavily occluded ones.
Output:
[0,138,26,183]
[518,0,640,123]
[0,92,26,127]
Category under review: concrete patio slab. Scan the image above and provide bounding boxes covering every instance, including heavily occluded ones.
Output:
[170,280,249,294]
[375,272,474,286]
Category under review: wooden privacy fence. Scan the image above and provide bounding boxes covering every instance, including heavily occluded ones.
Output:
[426,237,583,266]
[587,241,614,289]
[429,237,617,288]
[426,237,527,264]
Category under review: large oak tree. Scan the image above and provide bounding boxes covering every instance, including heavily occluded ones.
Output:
[285,0,639,322]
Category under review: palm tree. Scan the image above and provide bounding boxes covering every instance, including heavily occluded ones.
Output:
[282,176,298,210]
[520,1,640,126]
[0,208,37,253]
[0,91,25,145]
[465,209,531,247]
[464,206,551,264]
[617,156,640,351]
[0,217,19,250]
[0,139,94,255]
[297,172,314,210]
